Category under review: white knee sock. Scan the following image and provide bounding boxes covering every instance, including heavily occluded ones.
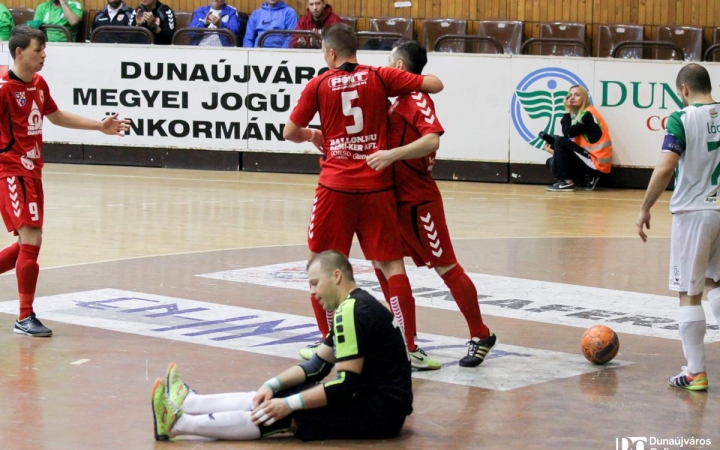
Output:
[678,305,706,374]
[171,411,261,440]
[182,391,256,415]
[707,287,720,325]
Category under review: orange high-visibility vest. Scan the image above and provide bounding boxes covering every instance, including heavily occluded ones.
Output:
[572,106,613,173]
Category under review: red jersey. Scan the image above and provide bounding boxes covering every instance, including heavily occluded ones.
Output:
[388,91,444,202]
[290,63,423,193]
[0,71,57,179]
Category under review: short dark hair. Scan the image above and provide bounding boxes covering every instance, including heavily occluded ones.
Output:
[9,26,46,61]
[676,63,712,94]
[392,39,428,75]
[308,250,355,282]
[321,23,357,58]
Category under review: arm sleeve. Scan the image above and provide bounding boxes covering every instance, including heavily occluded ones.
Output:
[42,81,59,115]
[33,5,43,21]
[190,8,207,28]
[562,110,599,139]
[68,1,83,18]
[662,111,686,155]
[158,7,176,42]
[282,10,297,48]
[401,93,444,138]
[128,8,138,26]
[376,67,424,97]
[288,79,319,127]
[225,9,240,36]
[332,300,366,362]
[0,9,13,40]
[242,12,257,47]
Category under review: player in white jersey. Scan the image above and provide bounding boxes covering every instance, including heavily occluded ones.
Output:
[637,63,720,391]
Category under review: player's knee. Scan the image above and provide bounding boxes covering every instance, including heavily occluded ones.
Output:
[376,259,405,278]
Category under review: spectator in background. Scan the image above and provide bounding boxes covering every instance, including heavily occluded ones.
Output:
[34,0,82,42]
[91,0,133,34]
[0,3,12,41]
[129,0,176,45]
[243,0,297,48]
[291,0,341,49]
[190,0,243,47]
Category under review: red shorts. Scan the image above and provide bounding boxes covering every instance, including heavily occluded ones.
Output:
[308,186,405,262]
[0,176,44,233]
[397,200,457,268]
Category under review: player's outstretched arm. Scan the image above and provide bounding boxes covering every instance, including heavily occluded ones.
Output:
[636,151,679,242]
[420,75,443,94]
[46,111,130,136]
[283,120,324,151]
[367,133,440,171]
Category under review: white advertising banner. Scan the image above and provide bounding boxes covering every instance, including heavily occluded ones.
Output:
[0,42,9,73]
[21,43,720,168]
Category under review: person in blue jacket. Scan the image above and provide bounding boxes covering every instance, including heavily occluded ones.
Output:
[243,0,297,48]
[190,0,243,46]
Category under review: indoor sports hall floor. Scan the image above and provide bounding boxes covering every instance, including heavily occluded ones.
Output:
[0,164,717,450]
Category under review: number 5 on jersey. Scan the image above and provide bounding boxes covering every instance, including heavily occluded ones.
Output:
[342,91,363,134]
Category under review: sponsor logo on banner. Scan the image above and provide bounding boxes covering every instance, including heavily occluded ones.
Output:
[197,259,720,342]
[616,436,712,450]
[511,67,590,149]
[0,289,629,391]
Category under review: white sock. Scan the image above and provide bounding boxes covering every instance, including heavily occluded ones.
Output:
[171,411,261,440]
[708,287,720,325]
[678,305,706,374]
[182,391,256,415]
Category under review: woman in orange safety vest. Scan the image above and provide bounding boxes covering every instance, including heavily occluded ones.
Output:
[540,84,613,192]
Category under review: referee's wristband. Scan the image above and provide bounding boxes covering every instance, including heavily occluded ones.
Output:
[263,377,282,393]
[285,393,305,411]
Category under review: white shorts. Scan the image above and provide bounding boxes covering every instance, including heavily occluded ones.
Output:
[669,210,720,295]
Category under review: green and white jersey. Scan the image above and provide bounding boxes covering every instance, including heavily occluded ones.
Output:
[664,103,720,213]
[0,4,13,41]
[34,1,83,42]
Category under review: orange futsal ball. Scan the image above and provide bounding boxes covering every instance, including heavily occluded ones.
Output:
[580,325,619,365]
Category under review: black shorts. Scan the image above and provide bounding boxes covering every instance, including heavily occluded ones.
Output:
[292,397,407,441]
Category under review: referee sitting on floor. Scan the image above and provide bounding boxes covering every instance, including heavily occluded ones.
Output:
[151,250,413,442]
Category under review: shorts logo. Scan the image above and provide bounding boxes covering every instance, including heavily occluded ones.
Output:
[421,212,443,258]
[511,67,590,149]
[21,155,35,171]
[15,92,26,107]
[308,196,318,239]
[616,437,647,450]
[671,266,680,286]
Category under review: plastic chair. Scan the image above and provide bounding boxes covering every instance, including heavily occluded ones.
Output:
[612,41,684,60]
[339,15,357,31]
[90,25,154,44]
[656,26,702,61]
[174,11,193,30]
[8,7,35,26]
[172,28,237,46]
[538,22,586,56]
[597,24,644,58]
[477,20,522,54]
[422,19,467,52]
[369,17,414,40]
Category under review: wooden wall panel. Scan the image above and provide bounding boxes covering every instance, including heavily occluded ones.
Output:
[12,0,720,56]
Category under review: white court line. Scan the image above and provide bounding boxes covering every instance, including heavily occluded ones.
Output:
[71,359,90,365]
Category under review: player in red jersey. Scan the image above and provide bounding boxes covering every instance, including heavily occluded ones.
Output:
[284,24,443,369]
[0,26,130,337]
[367,40,497,368]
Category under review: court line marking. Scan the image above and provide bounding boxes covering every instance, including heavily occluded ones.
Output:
[71,359,90,365]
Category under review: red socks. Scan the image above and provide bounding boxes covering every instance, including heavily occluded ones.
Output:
[0,242,19,274]
[387,274,418,351]
[441,265,489,339]
[16,244,40,320]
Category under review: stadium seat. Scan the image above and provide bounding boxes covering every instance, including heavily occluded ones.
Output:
[656,26,702,61]
[369,17,414,40]
[8,7,35,26]
[340,15,357,31]
[538,22,586,56]
[477,20,522,54]
[174,11,193,30]
[597,24,644,58]
[422,19,467,53]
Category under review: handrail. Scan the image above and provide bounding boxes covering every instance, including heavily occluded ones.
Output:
[434,34,504,54]
[258,30,320,48]
[172,28,237,47]
[520,37,589,56]
[40,24,72,42]
[703,43,720,62]
[611,40,685,60]
[89,25,154,44]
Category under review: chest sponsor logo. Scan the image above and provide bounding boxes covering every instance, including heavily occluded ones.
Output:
[27,101,43,136]
[15,92,26,107]
[328,72,368,90]
[198,259,720,342]
[0,289,630,391]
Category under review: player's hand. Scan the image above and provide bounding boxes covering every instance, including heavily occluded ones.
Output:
[636,209,651,242]
[207,13,220,26]
[251,398,292,427]
[252,385,274,409]
[542,142,554,155]
[563,94,572,111]
[99,113,131,136]
[309,128,324,152]
[135,10,145,25]
[367,150,396,171]
[144,12,155,26]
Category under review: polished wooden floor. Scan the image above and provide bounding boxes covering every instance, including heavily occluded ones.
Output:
[0,164,717,450]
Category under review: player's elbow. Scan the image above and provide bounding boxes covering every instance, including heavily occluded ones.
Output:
[422,76,443,94]
[427,133,440,152]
